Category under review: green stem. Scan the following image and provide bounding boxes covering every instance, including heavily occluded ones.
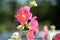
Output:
[19,31,22,40]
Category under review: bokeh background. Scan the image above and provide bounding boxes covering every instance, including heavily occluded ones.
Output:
[0,0,60,33]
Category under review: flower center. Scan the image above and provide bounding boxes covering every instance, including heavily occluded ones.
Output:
[20,12,26,19]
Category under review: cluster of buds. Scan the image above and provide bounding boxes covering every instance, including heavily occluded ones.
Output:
[29,1,37,7]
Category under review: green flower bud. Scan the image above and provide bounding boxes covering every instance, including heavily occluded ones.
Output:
[50,25,56,32]
[17,25,24,30]
[26,23,30,29]
[29,0,37,8]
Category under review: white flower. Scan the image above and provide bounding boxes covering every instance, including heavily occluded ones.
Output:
[11,32,20,39]
[47,31,56,40]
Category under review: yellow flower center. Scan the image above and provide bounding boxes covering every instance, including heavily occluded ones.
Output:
[20,12,26,19]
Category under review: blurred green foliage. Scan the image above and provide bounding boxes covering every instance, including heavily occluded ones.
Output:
[0,0,59,32]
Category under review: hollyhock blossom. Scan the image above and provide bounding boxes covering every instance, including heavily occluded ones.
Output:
[15,6,32,25]
[26,30,35,40]
[29,16,39,33]
[52,33,60,40]
[42,25,48,40]
[43,25,48,35]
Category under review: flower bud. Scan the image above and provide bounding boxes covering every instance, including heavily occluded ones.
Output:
[26,23,31,29]
[17,25,24,30]
[29,1,37,7]
[50,25,56,32]
[11,32,20,39]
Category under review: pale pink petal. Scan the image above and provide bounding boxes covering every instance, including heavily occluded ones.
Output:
[42,25,48,40]
[27,30,34,40]
[29,16,39,33]
[43,25,48,34]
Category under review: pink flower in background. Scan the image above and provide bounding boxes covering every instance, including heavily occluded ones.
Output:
[29,16,39,33]
[52,33,60,40]
[15,6,32,25]
[27,30,34,40]
[42,25,48,40]
[43,25,48,34]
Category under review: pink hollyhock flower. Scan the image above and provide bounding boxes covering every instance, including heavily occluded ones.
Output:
[29,16,39,33]
[26,30,35,40]
[52,33,60,40]
[42,25,48,40]
[15,6,32,25]
[43,25,48,34]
